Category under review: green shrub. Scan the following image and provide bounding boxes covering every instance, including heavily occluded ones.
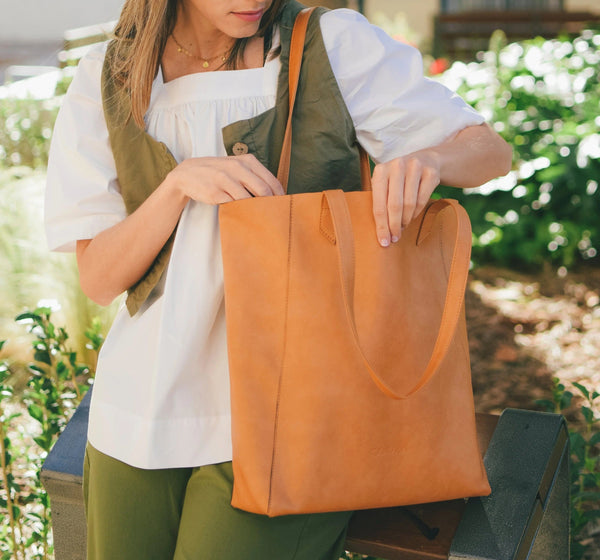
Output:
[0,308,101,560]
[437,29,600,269]
[537,379,600,560]
[0,99,60,170]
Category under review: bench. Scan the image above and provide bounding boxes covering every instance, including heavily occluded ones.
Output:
[42,389,569,559]
[433,10,600,58]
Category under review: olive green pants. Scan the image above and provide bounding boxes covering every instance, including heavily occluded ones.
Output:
[83,444,353,560]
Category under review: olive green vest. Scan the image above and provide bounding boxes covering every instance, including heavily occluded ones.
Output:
[102,0,362,316]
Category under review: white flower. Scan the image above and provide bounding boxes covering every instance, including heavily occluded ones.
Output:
[37,299,61,312]
[577,134,600,168]
[499,43,523,68]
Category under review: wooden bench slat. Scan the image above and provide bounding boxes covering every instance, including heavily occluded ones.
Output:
[347,501,466,560]
[345,413,499,559]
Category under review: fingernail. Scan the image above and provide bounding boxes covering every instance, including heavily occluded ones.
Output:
[392,236,399,243]
[380,238,390,247]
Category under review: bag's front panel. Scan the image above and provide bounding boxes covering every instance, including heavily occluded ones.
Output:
[222,193,489,516]
[267,193,488,515]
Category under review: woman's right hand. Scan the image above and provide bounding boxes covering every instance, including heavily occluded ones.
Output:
[76,154,282,306]
[168,154,284,204]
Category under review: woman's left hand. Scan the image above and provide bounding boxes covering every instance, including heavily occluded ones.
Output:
[371,151,441,247]
[370,123,513,247]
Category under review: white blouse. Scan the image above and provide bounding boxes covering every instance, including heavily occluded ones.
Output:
[45,9,484,469]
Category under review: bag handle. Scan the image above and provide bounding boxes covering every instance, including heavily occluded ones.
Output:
[324,190,472,400]
[277,7,371,193]
[281,10,472,398]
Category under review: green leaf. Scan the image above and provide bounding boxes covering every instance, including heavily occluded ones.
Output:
[27,404,44,423]
[75,365,90,376]
[15,311,41,323]
[580,509,600,521]
[33,434,52,451]
[68,351,77,366]
[33,349,52,365]
[570,431,586,461]
[27,363,46,376]
[573,382,590,400]
[535,399,556,412]
[589,432,600,447]
[581,406,594,424]
[560,391,573,409]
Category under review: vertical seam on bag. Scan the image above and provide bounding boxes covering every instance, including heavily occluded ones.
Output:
[267,195,294,515]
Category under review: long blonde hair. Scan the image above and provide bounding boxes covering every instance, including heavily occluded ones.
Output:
[110,0,286,128]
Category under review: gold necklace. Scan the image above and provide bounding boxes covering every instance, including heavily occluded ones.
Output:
[171,33,231,68]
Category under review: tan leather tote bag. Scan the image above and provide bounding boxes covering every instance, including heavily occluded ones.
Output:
[219,8,490,517]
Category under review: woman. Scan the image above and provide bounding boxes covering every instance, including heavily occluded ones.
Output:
[45,0,512,558]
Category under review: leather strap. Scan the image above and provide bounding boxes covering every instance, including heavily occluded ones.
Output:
[282,10,468,398]
[324,190,472,400]
[277,7,371,192]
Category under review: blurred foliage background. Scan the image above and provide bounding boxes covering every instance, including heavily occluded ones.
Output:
[436,29,600,271]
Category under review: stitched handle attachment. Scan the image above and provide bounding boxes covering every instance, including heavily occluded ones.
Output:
[323,190,472,399]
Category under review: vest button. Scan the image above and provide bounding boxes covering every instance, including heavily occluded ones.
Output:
[232,142,249,155]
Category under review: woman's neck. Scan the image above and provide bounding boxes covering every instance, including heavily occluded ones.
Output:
[162,20,265,81]
[173,3,235,62]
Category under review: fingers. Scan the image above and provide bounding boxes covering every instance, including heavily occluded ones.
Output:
[218,172,252,202]
[239,154,284,196]
[371,164,392,247]
[216,154,283,200]
[386,160,405,243]
[401,158,422,230]
[175,155,283,205]
[372,154,441,247]
[415,165,439,217]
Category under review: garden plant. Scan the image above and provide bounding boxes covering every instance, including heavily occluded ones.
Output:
[0,308,102,560]
[436,29,600,270]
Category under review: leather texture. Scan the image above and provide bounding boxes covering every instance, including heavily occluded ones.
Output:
[218,8,490,517]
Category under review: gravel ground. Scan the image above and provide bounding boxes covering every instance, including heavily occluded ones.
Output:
[467,265,600,415]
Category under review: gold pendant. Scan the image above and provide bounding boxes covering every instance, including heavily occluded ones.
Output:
[203,61,209,68]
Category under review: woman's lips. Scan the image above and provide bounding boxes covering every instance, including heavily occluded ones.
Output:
[232,9,264,22]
